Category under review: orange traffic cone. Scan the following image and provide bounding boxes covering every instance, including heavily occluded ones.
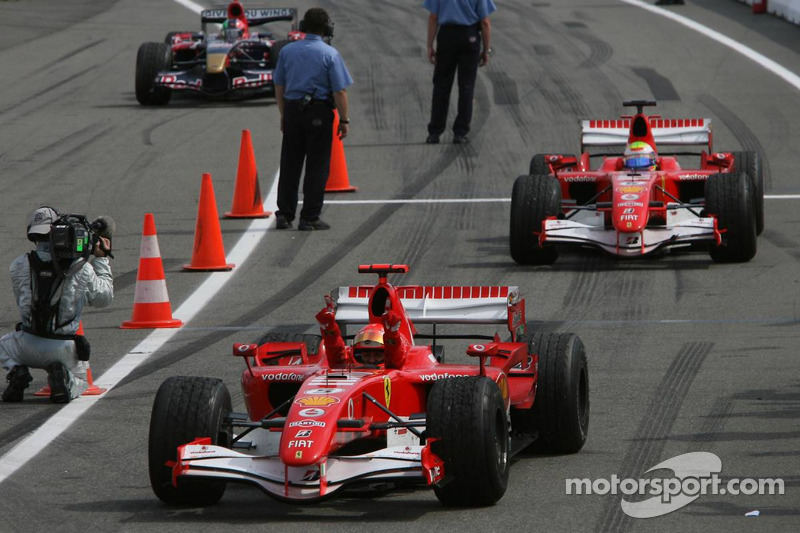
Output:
[34,322,108,397]
[225,129,271,218]
[325,110,357,192]
[183,173,235,271]
[121,214,183,328]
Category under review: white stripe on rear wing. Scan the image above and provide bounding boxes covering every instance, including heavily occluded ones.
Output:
[580,118,712,151]
[333,286,519,324]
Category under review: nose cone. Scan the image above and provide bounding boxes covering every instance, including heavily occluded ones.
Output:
[207,53,227,74]
[612,181,651,233]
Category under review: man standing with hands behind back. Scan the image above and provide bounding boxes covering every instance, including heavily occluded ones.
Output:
[424,0,496,145]
[273,7,353,231]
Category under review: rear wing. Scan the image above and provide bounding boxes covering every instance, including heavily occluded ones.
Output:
[580,118,712,153]
[201,7,298,27]
[332,285,525,338]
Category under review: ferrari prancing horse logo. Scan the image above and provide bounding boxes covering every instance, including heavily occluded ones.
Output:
[384,377,391,408]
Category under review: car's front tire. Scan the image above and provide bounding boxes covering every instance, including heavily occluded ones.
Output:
[136,42,173,106]
[510,174,561,265]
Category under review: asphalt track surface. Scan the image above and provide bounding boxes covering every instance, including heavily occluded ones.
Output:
[0,0,798,531]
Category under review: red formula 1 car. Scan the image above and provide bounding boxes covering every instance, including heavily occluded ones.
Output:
[148,265,589,506]
[510,100,764,264]
[135,2,301,105]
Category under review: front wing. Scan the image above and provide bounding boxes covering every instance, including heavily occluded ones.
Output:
[173,442,433,502]
[154,69,274,94]
[542,217,720,256]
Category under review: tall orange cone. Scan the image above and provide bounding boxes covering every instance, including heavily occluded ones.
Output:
[225,129,271,218]
[325,110,357,192]
[183,173,235,271]
[121,214,183,328]
[35,321,108,396]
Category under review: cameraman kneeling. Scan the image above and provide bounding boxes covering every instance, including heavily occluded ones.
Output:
[0,206,113,403]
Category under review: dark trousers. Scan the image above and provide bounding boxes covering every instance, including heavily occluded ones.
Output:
[428,24,481,137]
[277,101,334,222]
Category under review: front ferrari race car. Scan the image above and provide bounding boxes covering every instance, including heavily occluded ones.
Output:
[510,100,763,265]
[148,265,590,506]
[135,2,301,105]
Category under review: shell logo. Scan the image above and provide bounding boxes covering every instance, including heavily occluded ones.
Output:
[617,186,644,194]
[296,396,340,407]
[496,374,509,405]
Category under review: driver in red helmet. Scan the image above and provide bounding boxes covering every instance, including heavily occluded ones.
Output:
[316,300,408,369]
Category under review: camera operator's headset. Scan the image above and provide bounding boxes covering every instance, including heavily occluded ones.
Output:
[298,13,334,38]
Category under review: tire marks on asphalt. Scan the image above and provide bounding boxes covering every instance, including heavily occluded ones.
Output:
[597,341,713,532]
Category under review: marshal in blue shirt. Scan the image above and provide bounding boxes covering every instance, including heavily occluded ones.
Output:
[273,34,353,100]
[423,0,497,26]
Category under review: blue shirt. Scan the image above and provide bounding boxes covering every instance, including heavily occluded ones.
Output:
[423,0,496,26]
[273,34,353,100]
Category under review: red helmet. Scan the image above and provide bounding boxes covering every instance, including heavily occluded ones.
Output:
[353,323,384,365]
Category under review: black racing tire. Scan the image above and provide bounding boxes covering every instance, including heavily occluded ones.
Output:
[136,42,173,106]
[149,376,232,506]
[705,172,757,263]
[256,331,322,356]
[269,39,290,69]
[427,377,509,506]
[511,332,589,454]
[510,174,561,265]
[731,151,764,235]
[529,153,575,176]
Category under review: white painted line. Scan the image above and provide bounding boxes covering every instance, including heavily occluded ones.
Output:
[765,194,800,199]
[172,0,205,15]
[623,0,800,91]
[0,173,280,484]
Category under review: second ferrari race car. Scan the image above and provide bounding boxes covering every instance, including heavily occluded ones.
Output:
[148,264,589,506]
[135,1,303,105]
[510,100,764,264]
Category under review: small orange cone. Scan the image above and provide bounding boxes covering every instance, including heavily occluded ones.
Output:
[34,321,108,397]
[121,214,183,328]
[183,173,235,271]
[225,129,271,218]
[325,110,357,192]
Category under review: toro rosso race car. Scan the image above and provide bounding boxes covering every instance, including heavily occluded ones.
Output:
[148,265,589,506]
[135,2,301,105]
[510,100,764,264]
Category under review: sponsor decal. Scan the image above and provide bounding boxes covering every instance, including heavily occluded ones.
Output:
[565,176,596,182]
[308,373,369,387]
[295,430,312,438]
[347,398,354,419]
[619,201,644,207]
[512,355,534,371]
[298,408,325,417]
[621,214,638,221]
[621,193,640,201]
[304,388,344,394]
[384,377,391,408]
[626,236,640,245]
[420,373,471,382]
[473,344,486,352]
[295,451,303,459]
[617,186,645,194]
[262,372,305,381]
[296,396,340,407]
[623,208,636,214]
[627,222,633,228]
[289,419,326,428]
[288,440,313,448]
[496,374,509,402]
[679,174,708,181]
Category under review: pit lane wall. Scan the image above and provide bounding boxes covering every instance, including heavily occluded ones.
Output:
[737,0,800,25]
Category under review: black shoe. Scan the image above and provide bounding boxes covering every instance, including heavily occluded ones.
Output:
[298,218,331,231]
[453,135,469,144]
[275,213,292,230]
[425,134,440,144]
[46,363,71,404]
[2,365,32,402]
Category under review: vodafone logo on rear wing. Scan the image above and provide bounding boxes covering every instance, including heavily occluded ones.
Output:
[333,285,520,325]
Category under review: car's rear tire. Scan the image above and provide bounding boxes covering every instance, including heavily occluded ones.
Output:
[705,172,757,263]
[427,377,509,506]
[529,153,575,176]
[269,39,290,69]
[511,332,589,454]
[136,42,172,106]
[149,376,232,506]
[731,151,764,235]
[510,174,561,265]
